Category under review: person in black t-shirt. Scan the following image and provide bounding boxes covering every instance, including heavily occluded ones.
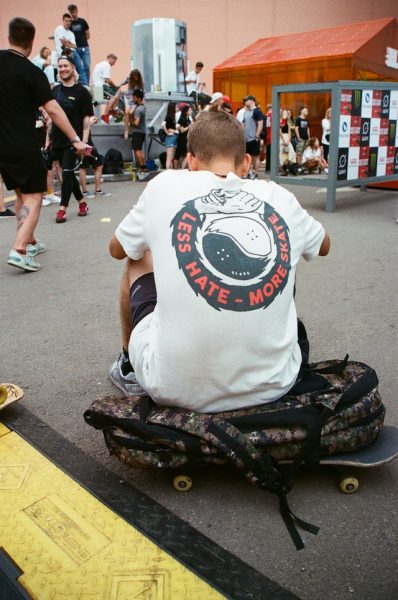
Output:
[0,17,89,272]
[51,56,94,223]
[68,4,90,86]
[294,107,311,165]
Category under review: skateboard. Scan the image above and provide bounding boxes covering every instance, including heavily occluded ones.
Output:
[316,425,398,493]
[0,383,24,411]
[172,426,398,495]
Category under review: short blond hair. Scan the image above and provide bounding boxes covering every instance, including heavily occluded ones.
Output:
[187,110,245,167]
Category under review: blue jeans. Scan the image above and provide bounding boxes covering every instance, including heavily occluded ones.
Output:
[73,47,90,86]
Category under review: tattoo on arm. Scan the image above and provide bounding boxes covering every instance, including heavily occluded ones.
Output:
[17,206,30,230]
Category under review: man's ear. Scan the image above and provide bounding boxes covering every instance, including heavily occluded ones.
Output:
[238,153,252,178]
[187,152,198,171]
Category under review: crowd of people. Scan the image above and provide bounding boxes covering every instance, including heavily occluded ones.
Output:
[0,10,333,273]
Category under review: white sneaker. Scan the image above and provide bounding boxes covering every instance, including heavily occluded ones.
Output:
[109,354,146,396]
[27,240,46,257]
[324,168,329,174]
[8,249,41,272]
[95,190,111,197]
[83,191,95,200]
[46,193,61,203]
[42,197,52,206]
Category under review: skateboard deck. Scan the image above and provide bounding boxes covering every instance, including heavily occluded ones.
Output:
[319,426,398,468]
[0,383,24,411]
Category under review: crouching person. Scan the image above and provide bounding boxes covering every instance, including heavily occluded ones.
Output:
[108,110,330,413]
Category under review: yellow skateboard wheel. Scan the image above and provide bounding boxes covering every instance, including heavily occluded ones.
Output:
[173,475,192,492]
[339,476,359,494]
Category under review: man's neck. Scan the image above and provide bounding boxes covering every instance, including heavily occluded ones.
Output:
[8,44,30,58]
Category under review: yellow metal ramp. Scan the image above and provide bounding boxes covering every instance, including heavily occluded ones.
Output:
[0,408,299,600]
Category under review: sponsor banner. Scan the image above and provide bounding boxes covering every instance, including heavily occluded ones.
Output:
[394,147,398,174]
[381,90,391,118]
[347,146,360,180]
[350,116,361,146]
[360,118,371,146]
[367,147,378,177]
[386,146,395,175]
[389,91,398,120]
[358,146,369,179]
[337,148,349,180]
[376,146,387,177]
[371,90,382,118]
[379,118,389,146]
[339,115,351,148]
[369,118,380,147]
[340,89,352,115]
[361,90,373,118]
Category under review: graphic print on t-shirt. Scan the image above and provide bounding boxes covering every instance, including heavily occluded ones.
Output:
[171,189,291,312]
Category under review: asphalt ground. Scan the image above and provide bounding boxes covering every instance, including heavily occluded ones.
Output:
[1,175,397,600]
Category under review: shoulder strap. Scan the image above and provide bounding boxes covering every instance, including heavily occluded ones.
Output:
[150,407,318,550]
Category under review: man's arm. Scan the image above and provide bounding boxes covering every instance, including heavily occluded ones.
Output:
[319,233,330,256]
[42,98,87,154]
[82,115,90,144]
[109,234,127,259]
[255,119,263,139]
[295,125,300,139]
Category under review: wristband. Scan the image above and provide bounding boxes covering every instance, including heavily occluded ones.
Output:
[69,135,81,144]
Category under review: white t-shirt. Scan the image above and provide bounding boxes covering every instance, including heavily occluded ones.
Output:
[185,70,200,95]
[302,146,321,163]
[54,25,76,57]
[92,60,111,86]
[321,118,331,145]
[115,170,325,413]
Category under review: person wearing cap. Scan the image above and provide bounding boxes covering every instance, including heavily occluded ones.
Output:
[203,91,224,112]
[240,95,263,178]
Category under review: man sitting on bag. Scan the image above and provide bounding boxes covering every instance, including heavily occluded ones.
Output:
[108,110,330,413]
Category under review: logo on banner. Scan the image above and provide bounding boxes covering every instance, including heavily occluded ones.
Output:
[351,89,362,116]
[372,91,382,118]
[388,121,397,146]
[360,119,370,145]
[350,116,361,146]
[394,148,398,174]
[379,118,389,146]
[171,190,292,312]
[359,146,369,179]
[368,148,378,177]
[361,91,372,118]
[381,91,391,118]
[337,148,349,180]
[340,90,352,115]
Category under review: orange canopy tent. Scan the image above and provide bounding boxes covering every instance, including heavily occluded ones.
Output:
[213,17,398,133]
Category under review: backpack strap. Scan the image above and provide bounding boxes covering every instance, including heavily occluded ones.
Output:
[151,408,319,550]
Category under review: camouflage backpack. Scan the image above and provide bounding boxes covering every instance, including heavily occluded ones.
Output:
[84,356,384,549]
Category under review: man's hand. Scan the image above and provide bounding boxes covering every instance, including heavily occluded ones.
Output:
[73,140,90,156]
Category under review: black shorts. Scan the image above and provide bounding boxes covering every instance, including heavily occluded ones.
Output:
[0,153,47,194]
[80,147,104,169]
[130,272,157,329]
[246,139,260,157]
[131,132,145,151]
